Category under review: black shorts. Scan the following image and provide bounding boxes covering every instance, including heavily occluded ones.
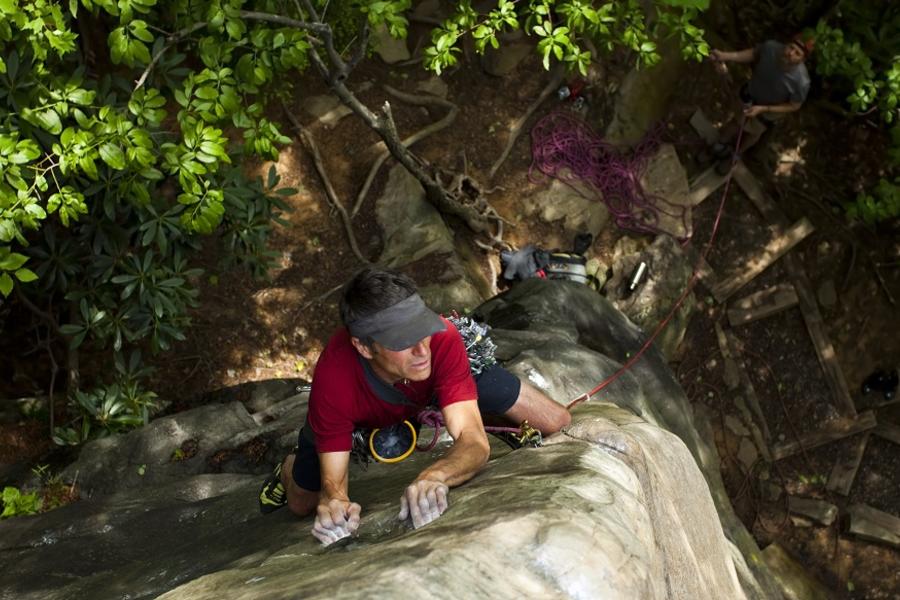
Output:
[291,364,521,491]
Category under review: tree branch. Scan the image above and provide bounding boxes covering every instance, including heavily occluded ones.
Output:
[134,21,208,91]
[352,85,459,217]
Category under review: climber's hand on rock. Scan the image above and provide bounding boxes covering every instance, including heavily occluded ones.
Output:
[312,498,361,546]
[398,479,449,528]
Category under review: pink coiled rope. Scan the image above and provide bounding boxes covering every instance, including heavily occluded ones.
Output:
[529,110,690,241]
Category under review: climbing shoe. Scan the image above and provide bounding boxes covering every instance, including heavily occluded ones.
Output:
[258,461,287,514]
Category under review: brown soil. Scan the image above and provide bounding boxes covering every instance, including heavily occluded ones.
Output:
[2,30,900,599]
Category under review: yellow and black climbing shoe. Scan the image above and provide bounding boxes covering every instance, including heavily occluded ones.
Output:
[258,462,287,514]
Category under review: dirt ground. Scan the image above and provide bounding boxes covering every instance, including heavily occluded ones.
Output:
[2,25,900,599]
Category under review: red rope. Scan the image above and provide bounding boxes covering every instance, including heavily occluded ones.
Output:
[566,119,747,410]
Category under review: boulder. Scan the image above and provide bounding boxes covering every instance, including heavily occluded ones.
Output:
[605,38,686,146]
[301,94,353,128]
[0,281,781,600]
[372,23,410,64]
[605,235,697,359]
[375,164,487,312]
[521,178,610,249]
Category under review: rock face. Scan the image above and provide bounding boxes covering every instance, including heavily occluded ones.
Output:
[0,282,779,600]
[375,163,487,312]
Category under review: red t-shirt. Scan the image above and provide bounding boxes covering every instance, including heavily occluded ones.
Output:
[307,317,477,453]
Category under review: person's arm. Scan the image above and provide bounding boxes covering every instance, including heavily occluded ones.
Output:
[744,101,802,117]
[710,47,756,63]
[312,451,362,545]
[399,399,490,528]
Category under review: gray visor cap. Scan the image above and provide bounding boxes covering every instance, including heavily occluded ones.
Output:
[347,293,446,351]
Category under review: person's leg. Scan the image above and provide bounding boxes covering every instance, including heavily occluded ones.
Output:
[502,379,571,434]
[476,365,570,435]
[282,429,321,517]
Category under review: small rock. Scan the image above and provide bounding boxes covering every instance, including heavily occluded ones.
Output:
[790,515,813,528]
[416,76,448,99]
[763,483,782,502]
[816,279,837,309]
[372,23,410,64]
[723,358,741,391]
[737,438,758,470]
[302,94,352,128]
[724,415,750,437]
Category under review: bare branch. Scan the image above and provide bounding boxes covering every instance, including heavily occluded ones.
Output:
[352,86,459,217]
[135,21,208,91]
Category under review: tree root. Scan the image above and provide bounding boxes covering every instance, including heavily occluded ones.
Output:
[489,63,565,180]
[352,85,459,217]
[282,104,371,265]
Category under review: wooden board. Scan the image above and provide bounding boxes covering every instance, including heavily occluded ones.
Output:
[826,432,870,496]
[727,283,799,327]
[711,217,815,303]
[847,504,900,549]
[874,421,900,446]
[687,167,729,206]
[771,411,876,461]
[733,163,857,417]
[787,496,839,526]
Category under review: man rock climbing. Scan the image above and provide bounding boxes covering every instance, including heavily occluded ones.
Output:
[709,35,813,172]
[258,267,570,545]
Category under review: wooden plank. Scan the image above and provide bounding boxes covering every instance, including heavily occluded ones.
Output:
[711,217,815,303]
[687,167,729,206]
[772,411,876,461]
[787,496,839,526]
[689,108,719,144]
[733,163,857,417]
[874,421,900,446]
[727,283,799,327]
[847,504,900,549]
[761,543,838,600]
[826,432,870,495]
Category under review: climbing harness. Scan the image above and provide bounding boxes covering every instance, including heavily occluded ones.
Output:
[565,118,748,411]
[350,312,540,465]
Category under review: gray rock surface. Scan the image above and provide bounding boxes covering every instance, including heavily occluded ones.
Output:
[0,282,780,600]
[301,94,353,128]
[521,178,610,247]
[372,23,410,64]
[605,38,686,146]
[638,143,693,240]
[375,164,487,312]
[605,235,697,359]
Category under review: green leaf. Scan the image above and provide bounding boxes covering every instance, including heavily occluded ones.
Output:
[14,268,38,283]
[99,143,126,170]
[36,110,63,135]
[0,251,28,270]
[0,273,12,297]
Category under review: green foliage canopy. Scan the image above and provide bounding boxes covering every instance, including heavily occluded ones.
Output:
[0,0,710,444]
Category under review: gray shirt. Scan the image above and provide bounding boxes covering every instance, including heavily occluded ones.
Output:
[747,40,810,106]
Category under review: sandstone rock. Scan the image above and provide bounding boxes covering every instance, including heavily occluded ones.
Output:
[0,280,782,600]
[372,23,410,64]
[605,235,697,359]
[605,37,686,146]
[638,143,693,240]
[415,75,448,98]
[521,178,609,248]
[374,164,487,311]
[301,94,352,127]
